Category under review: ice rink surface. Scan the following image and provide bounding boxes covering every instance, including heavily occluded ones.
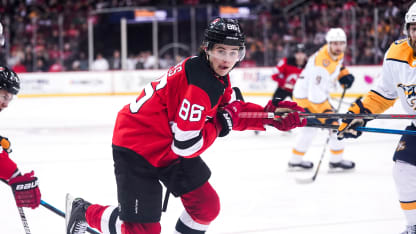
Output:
[0,95,410,234]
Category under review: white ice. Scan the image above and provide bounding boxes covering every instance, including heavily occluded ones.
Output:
[0,95,409,234]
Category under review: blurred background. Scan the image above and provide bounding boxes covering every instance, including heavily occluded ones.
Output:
[0,0,411,73]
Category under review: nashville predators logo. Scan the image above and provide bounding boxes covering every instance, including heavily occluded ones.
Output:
[322,59,330,67]
[396,141,406,152]
[398,83,416,110]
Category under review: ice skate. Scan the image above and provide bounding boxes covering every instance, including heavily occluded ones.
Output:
[401,225,416,234]
[288,160,313,170]
[66,194,91,234]
[328,159,355,171]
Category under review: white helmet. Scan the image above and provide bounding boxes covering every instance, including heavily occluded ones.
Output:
[404,2,416,35]
[325,28,347,43]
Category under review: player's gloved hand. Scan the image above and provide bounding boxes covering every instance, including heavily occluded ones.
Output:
[339,74,355,89]
[337,98,371,140]
[264,99,305,113]
[263,99,307,131]
[216,100,243,137]
[8,171,41,209]
[0,136,11,153]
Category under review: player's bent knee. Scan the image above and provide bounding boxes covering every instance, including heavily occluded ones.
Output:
[200,192,220,223]
[182,182,221,224]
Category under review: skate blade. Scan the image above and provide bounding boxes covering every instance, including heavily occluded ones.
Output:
[65,193,75,230]
[327,167,356,174]
[287,167,313,172]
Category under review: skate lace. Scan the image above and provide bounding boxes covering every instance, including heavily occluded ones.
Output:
[72,220,87,234]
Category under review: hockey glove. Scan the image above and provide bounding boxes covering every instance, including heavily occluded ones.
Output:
[8,171,41,209]
[337,98,371,140]
[216,100,243,137]
[0,136,11,153]
[339,74,355,89]
[263,99,307,131]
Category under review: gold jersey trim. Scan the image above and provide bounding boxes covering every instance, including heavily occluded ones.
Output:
[314,44,344,75]
[386,39,416,67]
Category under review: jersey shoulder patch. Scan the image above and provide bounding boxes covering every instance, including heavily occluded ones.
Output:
[385,39,415,66]
[184,56,225,108]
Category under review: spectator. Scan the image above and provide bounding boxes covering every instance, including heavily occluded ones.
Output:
[159,53,174,69]
[109,49,121,70]
[91,53,109,71]
[34,58,48,72]
[143,51,157,69]
[12,60,27,73]
[48,60,65,72]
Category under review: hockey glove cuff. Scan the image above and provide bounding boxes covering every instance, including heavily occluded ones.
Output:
[9,171,41,209]
[216,100,243,137]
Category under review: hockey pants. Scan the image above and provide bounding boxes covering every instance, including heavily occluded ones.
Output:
[85,181,220,234]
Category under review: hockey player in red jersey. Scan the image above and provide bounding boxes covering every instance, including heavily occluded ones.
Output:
[0,66,41,209]
[65,17,306,234]
[271,43,307,101]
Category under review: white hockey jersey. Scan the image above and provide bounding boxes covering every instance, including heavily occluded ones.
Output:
[367,38,416,125]
[293,44,349,113]
[293,44,346,103]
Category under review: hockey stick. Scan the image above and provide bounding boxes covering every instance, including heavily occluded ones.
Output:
[239,112,416,120]
[1,180,100,234]
[0,179,32,234]
[306,123,416,135]
[40,200,100,234]
[295,88,347,184]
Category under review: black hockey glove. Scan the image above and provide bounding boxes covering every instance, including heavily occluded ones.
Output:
[215,101,243,137]
[337,98,371,140]
[339,74,355,89]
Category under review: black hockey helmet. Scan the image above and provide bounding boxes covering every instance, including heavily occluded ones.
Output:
[294,43,306,53]
[203,17,246,62]
[0,66,20,95]
[204,17,245,48]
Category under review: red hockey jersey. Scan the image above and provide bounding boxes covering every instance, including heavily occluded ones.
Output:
[112,56,235,168]
[0,150,17,180]
[271,57,305,92]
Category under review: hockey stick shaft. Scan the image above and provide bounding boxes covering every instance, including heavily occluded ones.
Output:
[307,123,416,135]
[17,206,31,234]
[40,199,64,217]
[296,88,347,184]
[1,179,100,234]
[313,88,346,180]
[0,179,31,234]
[239,112,416,120]
[39,200,100,234]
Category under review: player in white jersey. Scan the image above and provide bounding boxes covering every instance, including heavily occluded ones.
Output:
[290,27,355,170]
[338,3,416,233]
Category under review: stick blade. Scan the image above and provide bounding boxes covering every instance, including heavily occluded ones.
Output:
[295,177,316,184]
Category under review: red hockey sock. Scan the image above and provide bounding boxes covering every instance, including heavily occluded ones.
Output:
[85,204,109,232]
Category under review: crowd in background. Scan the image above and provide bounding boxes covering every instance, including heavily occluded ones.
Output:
[0,0,410,73]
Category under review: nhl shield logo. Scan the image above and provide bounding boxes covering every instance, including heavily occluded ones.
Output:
[398,83,416,110]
